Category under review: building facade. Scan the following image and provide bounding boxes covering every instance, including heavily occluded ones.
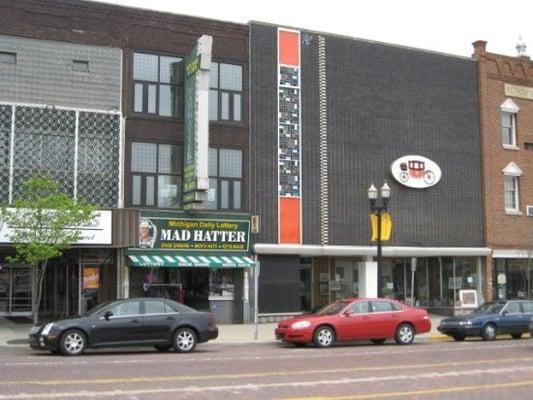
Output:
[0,0,252,323]
[473,40,533,302]
[250,23,489,318]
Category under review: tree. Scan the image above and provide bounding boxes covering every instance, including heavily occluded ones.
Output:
[0,176,96,324]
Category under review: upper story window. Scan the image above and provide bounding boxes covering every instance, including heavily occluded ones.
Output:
[502,162,523,213]
[131,142,182,209]
[501,99,519,148]
[0,51,16,64]
[73,60,89,72]
[204,148,243,210]
[209,62,243,122]
[133,52,183,118]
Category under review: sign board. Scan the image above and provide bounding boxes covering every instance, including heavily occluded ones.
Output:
[390,155,442,189]
[505,84,533,101]
[83,267,100,290]
[138,215,250,253]
[0,209,112,245]
[183,35,212,210]
[459,289,478,308]
[370,212,392,241]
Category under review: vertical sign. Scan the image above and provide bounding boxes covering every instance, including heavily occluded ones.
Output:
[183,35,212,210]
[277,29,302,244]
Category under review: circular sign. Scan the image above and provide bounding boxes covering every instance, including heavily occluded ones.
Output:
[390,155,442,189]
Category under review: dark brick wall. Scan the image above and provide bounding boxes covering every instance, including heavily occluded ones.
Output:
[250,22,485,247]
[0,0,250,211]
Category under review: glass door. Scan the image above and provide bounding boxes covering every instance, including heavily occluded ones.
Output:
[11,267,31,313]
[0,267,9,313]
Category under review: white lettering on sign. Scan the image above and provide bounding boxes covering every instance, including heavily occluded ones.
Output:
[390,155,442,189]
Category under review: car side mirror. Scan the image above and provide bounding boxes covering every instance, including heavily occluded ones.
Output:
[104,311,113,320]
[343,310,351,317]
[501,310,508,316]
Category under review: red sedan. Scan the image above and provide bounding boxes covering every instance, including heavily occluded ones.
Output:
[275,298,431,347]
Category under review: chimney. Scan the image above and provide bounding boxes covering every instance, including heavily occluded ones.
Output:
[472,40,487,58]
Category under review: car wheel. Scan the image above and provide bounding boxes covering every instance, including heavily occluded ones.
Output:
[511,333,522,340]
[154,344,171,352]
[395,324,415,345]
[173,327,197,353]
[59,329,86,356]
[313,326,335,348]
[371,339,386,345]
[481,324,497,341]
[452,335,465,342]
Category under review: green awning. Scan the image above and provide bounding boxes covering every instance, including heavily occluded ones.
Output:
[127,253,255,268]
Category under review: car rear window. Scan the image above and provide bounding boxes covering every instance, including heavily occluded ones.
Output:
[145,300,175,314]
[371,301,395,312]
[522,302,533,313]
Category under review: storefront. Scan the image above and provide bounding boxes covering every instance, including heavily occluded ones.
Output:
[126,211,254,324]
[492,251,533,301]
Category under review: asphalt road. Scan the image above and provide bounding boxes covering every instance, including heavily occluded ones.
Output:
[1,338,533,400]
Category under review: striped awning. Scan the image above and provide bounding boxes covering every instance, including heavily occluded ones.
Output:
[127,253,255,268]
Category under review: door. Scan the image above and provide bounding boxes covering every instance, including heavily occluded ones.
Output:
[370,300,402,338]
[336,301,373,340]
[142,299,179,342]
[91,300,143,345]
[0,268,9,314]
[499,302,525,334]
[0,266,32,316]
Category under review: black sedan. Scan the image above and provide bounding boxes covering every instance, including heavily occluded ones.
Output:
[29,298,218,355]
[438,300,533,341]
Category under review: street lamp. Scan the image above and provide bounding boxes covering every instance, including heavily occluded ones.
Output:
[368,182,391,298]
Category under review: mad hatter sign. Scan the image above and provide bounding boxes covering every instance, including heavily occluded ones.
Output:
[138,214,250,253]
[390,155,441,189]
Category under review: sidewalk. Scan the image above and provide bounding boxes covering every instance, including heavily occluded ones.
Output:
[0,315,447,347]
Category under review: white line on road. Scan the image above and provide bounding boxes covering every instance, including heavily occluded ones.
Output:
[2,364,533,399]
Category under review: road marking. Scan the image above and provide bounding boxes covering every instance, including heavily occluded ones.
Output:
[0,356,532,387]
[2,341,530,367]
[2,365,533,399]
[283,379,533,399]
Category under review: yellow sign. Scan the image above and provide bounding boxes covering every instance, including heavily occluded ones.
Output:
[370,212,392,241]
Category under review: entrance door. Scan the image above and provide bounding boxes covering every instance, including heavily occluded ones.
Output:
[0,267,9,313]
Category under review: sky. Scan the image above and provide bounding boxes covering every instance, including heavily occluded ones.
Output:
[92,0,533,58]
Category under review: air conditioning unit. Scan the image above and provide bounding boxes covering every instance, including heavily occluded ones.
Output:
[527,206,533,216]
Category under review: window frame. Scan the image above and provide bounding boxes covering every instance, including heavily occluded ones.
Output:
[132,51,184,119]
[504,175,520,213]
[209,61,244,123]
[130,141,182,209]
[0,51,16,64]
[501,111,517,148]
[207,147,244,211]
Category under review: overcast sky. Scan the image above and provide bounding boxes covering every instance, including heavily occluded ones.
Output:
[94,0,532,58]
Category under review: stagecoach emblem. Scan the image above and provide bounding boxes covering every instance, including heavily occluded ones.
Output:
[390,155,441,189]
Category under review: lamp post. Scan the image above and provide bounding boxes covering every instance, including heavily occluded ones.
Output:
[368,182,391,298]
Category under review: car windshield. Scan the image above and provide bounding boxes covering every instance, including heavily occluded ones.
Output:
[85,301,113,316]
[475,302,504,314]
[315,301,349,316]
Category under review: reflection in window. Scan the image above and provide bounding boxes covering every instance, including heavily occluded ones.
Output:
[204,148,243,210]
[209,62,243,122]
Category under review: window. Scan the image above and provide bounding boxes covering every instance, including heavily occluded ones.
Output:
[371,301,396,312]
[523,302,533,313]
[108,301,141,317]
[144,300,175,314]
[209,62,243,122]
[349,301,370,314]
[504,302,521,314]
[0,51,16,64]
[73,60,89,72]
[504,176,519,212]
[131,142,182,208]
[205,148,243,210]
[501,99,519,147]
[501,112,516,146]
[133,52,183,118]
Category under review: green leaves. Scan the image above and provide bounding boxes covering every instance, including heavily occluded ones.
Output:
[1,175,97,266]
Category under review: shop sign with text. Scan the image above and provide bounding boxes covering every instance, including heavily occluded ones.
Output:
[138,215,250,252]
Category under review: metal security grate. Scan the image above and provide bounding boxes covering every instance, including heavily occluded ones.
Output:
[1,103,121,208]
[0,104,11,204]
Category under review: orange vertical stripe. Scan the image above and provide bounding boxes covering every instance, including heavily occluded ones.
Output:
[279,31,300,66]
[280,197,301,244]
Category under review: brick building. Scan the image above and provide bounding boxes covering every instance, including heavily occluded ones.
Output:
[473,39,533,301]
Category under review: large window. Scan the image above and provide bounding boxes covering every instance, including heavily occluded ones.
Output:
[205,148,243,210]
[504,175,519,212]
[131,142,182,208]
[133,53,183,118]
[209,62,243,122]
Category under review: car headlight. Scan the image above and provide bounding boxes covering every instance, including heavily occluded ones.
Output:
[291,321,311,329]
[459,320,473,326]
[41,323,55,336]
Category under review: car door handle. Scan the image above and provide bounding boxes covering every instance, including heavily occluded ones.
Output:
[131,319,140,323]
[166,316,175,320]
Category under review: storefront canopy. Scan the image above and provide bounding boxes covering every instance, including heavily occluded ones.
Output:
[127,253,255,268]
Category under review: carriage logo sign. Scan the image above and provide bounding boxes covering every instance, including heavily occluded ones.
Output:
[390,155,442,189]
